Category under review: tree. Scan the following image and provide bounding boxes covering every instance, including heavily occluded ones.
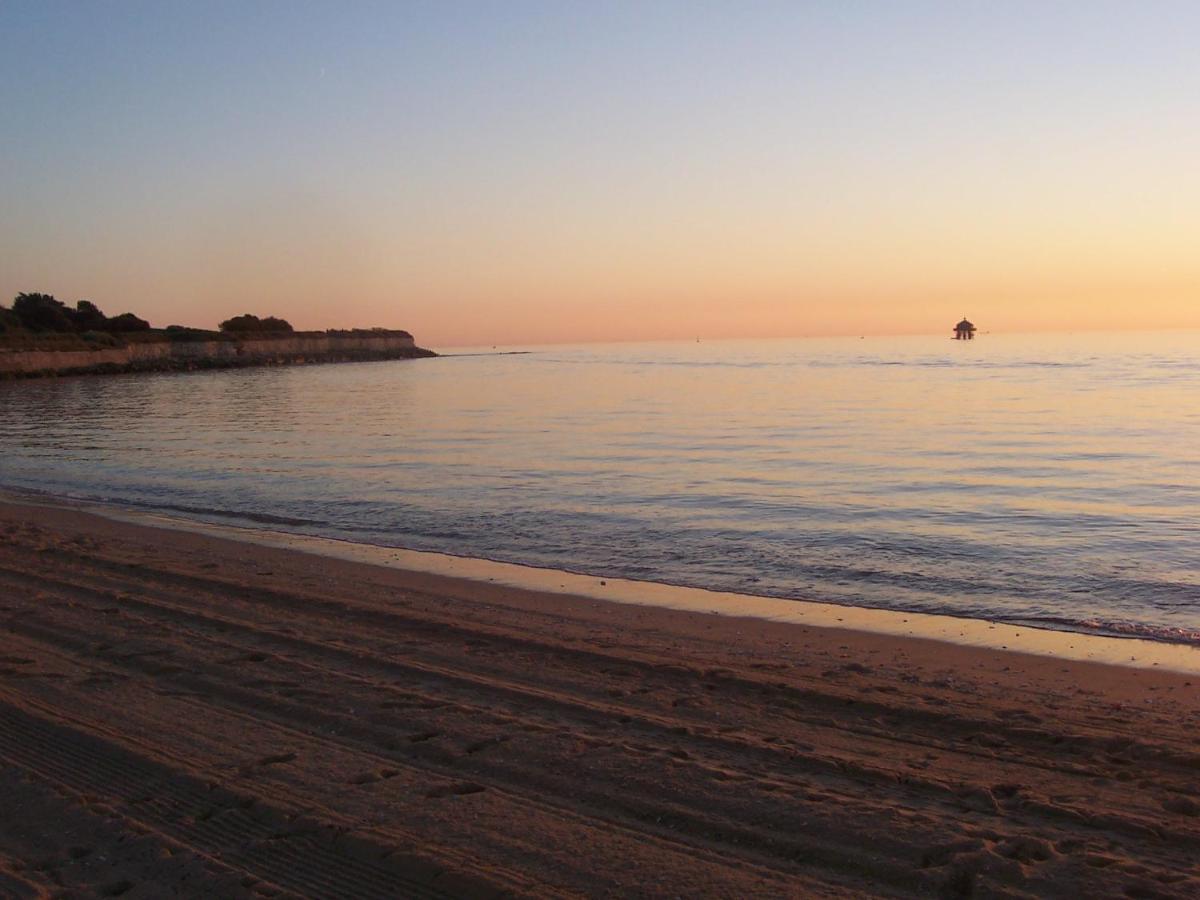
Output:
[12,293,73,332]
[103,312,151,332]
[71,300,108,331]
[219,313,294,333]
[0,305,19,333]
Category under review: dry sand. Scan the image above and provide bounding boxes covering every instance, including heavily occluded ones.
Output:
[1,499,1198,898]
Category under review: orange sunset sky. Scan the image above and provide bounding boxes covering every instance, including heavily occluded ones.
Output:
[2,3,1198,347]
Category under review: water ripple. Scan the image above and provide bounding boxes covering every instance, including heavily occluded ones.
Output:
[1,331,1198,643]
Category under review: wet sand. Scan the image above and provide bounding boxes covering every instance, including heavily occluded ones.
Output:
[1,498,1198,898]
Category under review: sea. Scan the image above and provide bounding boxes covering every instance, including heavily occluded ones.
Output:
[1,330,1198,645]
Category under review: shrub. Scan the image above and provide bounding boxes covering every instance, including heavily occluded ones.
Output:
[72,300,109,331]
[103,312,152,332]
[219,314,294,333]
[80,330,121,347]
[164,325,220,342]
[12,293,73,332]
[0,306,20,334]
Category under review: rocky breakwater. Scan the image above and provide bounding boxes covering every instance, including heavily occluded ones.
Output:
[0,330,436,378]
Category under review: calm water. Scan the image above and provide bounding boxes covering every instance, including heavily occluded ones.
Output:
[2,332,1198,643]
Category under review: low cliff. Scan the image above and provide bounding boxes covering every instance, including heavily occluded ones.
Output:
[0,332,436,378]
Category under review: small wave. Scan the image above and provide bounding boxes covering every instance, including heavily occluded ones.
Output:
[1013,615,1200,646]
[835,359,1093,370]
[149,502,321,528]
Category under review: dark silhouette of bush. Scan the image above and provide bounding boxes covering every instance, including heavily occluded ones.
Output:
[0,305,19,333]
[6,294,120,333]
[12,293,74,332]
[103,312,152,332]
[80,330,121,347]
[219,314,294,333]
[165,325,221,342]
[325,327,412,338]
[72,300,108,331]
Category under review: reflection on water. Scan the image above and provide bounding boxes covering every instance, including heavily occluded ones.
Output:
[1,331,1198,643]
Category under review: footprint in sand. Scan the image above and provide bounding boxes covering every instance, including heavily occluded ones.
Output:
[957,787,1000,815]
[350,768,401,785]
[995,836,1055,863]
[464,736,510,755]
[919,838,985,869]
[1162,796,1200,817]
[425,782,486,799]
[254,752,297,767]
[991,783,1023,800]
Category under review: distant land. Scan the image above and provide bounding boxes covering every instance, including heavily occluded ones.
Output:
[0,293,436,378]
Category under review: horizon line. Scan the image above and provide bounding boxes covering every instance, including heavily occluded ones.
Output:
[430,322,1200,349]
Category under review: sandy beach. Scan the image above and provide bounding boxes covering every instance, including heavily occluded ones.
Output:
[1,498,1198,898]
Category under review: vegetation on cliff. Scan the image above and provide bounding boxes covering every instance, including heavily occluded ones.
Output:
[0,294,414,350]
[0,293,433,377]
[219,313,294,334]
[1,293,151,338]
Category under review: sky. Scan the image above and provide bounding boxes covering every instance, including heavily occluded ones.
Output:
[2,1,1198,347]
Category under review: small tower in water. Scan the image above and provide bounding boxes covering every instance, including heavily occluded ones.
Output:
[953,318,977,340]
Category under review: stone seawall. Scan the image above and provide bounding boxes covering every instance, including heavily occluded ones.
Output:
[0,334,434,378]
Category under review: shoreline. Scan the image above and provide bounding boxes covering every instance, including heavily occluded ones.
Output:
[1,496,1199,896]
[5,487,1199,675]
[0,328,436,379]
